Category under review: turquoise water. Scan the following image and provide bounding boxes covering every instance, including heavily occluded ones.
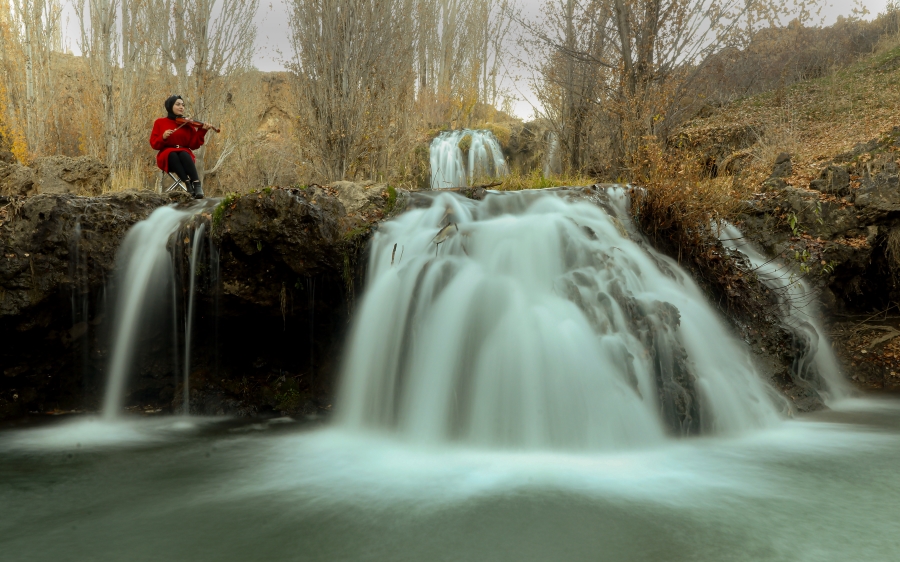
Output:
[1,398,899,562]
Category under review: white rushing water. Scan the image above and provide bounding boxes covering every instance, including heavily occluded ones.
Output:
[339,188,785,450]
[102,206,191,418]
[182,223,207,414]
[430,129,509,189]
[718,224,850,401]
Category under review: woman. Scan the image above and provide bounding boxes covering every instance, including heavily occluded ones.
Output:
[149,95,212,199]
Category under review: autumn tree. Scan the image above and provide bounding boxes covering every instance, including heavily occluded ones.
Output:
[153,0,258,178]
[5,0,62,156]
[288,0,417,181]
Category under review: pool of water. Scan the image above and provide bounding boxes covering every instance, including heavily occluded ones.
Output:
[2,398,899,562]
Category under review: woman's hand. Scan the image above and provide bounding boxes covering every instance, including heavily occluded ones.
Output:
[163,129,175,140]
[201,122,211,131]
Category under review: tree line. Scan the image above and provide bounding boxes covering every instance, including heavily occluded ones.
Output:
[0,0,895,191]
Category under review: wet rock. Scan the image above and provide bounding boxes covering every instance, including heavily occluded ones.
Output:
[213,187,346,309]
[0,190,187,417]
[1,191,182,319]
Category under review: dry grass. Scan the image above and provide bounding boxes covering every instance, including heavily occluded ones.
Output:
[629,139,762,314]
[886,226,900,276]
[105,161,154,194]
[491,168,597,191]
[682,35,900,186]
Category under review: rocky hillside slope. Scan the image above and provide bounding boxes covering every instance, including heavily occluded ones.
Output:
[677,41,900,393]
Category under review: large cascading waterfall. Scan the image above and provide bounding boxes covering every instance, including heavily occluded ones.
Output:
[102,204,211,418]
[338,188,785,450]
[430,130,509,189]
[718,224,850,401]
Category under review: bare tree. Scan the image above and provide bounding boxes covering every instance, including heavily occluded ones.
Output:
[520,0,612,173]
[7,0,61,155]
[154,0,258,177]
[288,0,417,181]
[518,0,829,175]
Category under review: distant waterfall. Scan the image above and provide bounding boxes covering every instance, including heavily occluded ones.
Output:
[543,132,561,177]
[719,224,850,402]
[430,130,509,189]
[338,188,784,450]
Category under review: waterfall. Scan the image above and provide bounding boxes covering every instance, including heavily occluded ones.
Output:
[718,224,850,401]
[102,204,210,418]
[430,130,509,189]
[338,188,784,450]
[68,220,91,400]
[182,223,207,414]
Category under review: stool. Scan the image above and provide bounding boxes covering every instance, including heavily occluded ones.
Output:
[162,171,189,194]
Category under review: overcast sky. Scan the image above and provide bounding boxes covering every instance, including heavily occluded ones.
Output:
[250,0,892,119]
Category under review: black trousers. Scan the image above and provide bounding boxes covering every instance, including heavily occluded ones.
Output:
[168,151,199,183]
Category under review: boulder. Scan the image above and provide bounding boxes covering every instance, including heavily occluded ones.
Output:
[331,181,383,214]
[770,152,792,178]
[33,155,109,195]
[0,162,37,196]
[855,157,900,212]
[810,165,851,197]
[213,187,346,309]
[762,186,857,240]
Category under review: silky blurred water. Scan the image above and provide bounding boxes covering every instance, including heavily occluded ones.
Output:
[1,399,899,562]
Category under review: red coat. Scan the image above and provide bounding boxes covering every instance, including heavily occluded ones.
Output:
[149,117,208,172]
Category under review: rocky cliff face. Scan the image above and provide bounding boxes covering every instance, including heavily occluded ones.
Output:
[738,128,900,392]
[0,191,189,418]
[0,182,399,420]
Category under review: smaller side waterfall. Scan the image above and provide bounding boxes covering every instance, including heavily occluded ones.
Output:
[719,225,850,401]
[430,130,509,189]
[102,204,213,418]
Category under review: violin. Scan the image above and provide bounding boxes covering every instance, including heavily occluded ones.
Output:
[174,117,220,133]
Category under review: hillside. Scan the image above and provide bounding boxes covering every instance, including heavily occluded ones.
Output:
[679,39,900,187]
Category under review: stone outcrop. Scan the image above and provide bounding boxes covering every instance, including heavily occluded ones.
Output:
[0,184,397,420]
[0,155,109,197]
[0,160,36,197]
[0,191,189,418]
[738,127,900,392]
[33,156,110,195]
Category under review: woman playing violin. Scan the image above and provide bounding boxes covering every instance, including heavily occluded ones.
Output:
[149,95,214,199]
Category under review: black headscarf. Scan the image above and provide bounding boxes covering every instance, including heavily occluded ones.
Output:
[164,95,183,121]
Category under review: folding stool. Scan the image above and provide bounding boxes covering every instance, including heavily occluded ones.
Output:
[162,171,190,194]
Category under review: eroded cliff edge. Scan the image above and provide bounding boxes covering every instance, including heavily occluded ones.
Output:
[0,183,403,420]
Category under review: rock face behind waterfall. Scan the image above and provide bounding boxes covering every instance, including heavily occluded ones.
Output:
[0,182,841,422]
[0,185,393,420]
[0,191,188,418]
[214,187,346,308]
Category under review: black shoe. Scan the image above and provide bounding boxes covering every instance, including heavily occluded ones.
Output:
[192,181,204,199]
